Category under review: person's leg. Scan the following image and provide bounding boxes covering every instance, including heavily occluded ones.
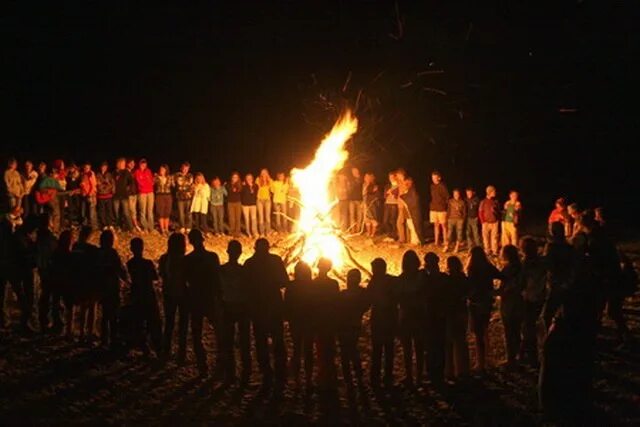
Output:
[137,194,146,230]
[265,199,272,234]
[253,319,273,382]
[147,192,155,231]
[162,298,177,357]
[257,199,265,235]
[177,299,189,361]
[401,332,413,382]
[227,204,236,235]
[397,207,407,243]
[211,205,220,234]
[349,201,356,231]
[242,206,250,236]
[250,206,258,237]
[371,334,382,386]
[383,338,395,385]
[272,319,287,384]
[446,220,455,250]
[120,199,132,230]
[607,295,629,340]
[191,313,207,374]
[19,272,34,329]
[481,224,490,254]
[177,200,185,229]
[491,223,499,255]
[238,313,251,381]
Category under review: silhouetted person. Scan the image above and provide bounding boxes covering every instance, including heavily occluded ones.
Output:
[97,230,127,348]
[519,237,546,366]
[126,237,162,356]
[498,245,523,367]
[71,226,100,340]
[311,258,340,391]
[338,268,368,389]
[244,238,288,389]
[368,257,397,388]
[542,221,574,332]
[220,240,251,385]
[443,256,470,380]
[285,261,314,387]
[185,229,221,377]
[159,233,189,363]
[423,252,447,386]
[35,215,59,333]
[51,230,74,337]
[397,250,424,387]
[466,246,501,372]
[0,220,12,329]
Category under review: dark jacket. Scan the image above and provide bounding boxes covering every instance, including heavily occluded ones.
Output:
[240,183,258,206]
[185,248,221,316]
[466,196,480,219]
[447,198,467,221]
[244,252,289,319]
[113,169,134,200]
[368,274,398,335]
[429,182,450,212]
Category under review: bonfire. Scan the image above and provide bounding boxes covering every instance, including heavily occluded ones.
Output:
[277,110,370,276]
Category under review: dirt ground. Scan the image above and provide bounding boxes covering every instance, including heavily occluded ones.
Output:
[0,232,638,425]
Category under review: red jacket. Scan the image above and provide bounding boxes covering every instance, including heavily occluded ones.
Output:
[478,197,499,224]
[133,168,154,194]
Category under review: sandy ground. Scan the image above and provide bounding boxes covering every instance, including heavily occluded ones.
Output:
[0,232,638,425]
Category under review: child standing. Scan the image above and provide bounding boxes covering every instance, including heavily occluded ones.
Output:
[501,191,522,247]
[446,189,467,252]
[190,173,210,233]
[209,177,227,236]
[479,185,500,257]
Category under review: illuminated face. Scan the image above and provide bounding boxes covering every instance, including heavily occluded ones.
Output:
[231,174,240,183]
[181,165,189,174]
[510,192,518,202]
[116,160,125,170]
[453,190,461,200]
[100,164,108,173]
[466,190,474,199]
[432,174,441,184]
[139,162,147,171]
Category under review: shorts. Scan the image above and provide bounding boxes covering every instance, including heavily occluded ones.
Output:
[429,210,447,224]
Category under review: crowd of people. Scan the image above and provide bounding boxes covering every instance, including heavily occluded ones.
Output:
[1,156,638,424]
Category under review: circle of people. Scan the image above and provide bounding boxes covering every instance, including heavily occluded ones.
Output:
[1,156,637,419]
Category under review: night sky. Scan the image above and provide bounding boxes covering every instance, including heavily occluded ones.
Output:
[4,1,635,222]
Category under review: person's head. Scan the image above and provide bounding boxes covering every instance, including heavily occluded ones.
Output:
[509,191,519,202]
[25,160,33,171]
[245,173,254,185]
[194,172,205,185]
[465,187,475,199]
[100,161,108,173]
[254,237,269,255]
[116,158,126,170]
[405,177,414,189]
[276,172,285,182]
[447,256,464,276]
[294,261,312,282]
[520,237,538,260]
[58,230,73,252]
[317,257,332,276]
[188,229,204,248]
[7,158,17,170]
[388,171,397,185]
[555,197,566,210]
[212,177,221,188]
[467,246,490,272]
[501,244,520,267]
[78,225,93,243]
[371,258,387,277]
[486,185,496,199]
[580,209,596,233]
[395,168,406,182]
[401,250,421,274]
[158,164,169,176]
[568,203,580,218]
[431,171,442,184]
[453,189,461,200]
[231,172,240,184]
[351,167,361,178]
[595,207,605,224]
[364,173,373,185]
[550,221,565,241]
[424,252,440,273]
[38,162,47,174]
[180,161,190,174]
[139,159,148,171]
[130,237,144,257]
[82,162,91,173]
[100,229,115,249]
[259,168,271,182]
[167,232,187,257]
[50,168,59,178]
[53,159,65,171]
[227,239,242,262]
[126,159,135,170]
[347,268,362,289]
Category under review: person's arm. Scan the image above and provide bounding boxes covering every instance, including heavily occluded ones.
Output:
[478,200,485,224]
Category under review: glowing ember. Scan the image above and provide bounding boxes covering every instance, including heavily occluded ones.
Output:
[290,110,358,268]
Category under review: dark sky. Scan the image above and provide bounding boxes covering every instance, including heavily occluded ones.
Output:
[4,1,635,220]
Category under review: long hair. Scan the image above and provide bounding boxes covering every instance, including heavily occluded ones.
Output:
[501,244,521,268]
[466,246,491,276]
[401,250,420,275]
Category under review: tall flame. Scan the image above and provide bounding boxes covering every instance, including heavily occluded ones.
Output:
[290,110,358,268]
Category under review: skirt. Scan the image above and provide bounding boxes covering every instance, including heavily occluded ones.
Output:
[155,193,172,218]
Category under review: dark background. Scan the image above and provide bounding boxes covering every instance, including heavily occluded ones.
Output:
[3,1,636,224]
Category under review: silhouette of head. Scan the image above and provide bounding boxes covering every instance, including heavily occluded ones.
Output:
[317,258,332,276]
[130,237,144,258]
[227,240,242,261]
[501,245,520,266]
[424,252,440,272]
[167,232,187,257]
[347,268,362,289]
[520,237,538,260]
[188,229,204,248]
[447,256,463,275]
[254,238,270,255]
[401,250,420,274]
[100,230,114,249]
[371,258,387,276]
[294,261,312,282]
[78,225,93,243]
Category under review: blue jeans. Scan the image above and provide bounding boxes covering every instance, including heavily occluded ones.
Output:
[257,198,272,235]
[211,204,224,234]
[113,198,132,230]
[466,218,481,249]
[138,192,155,232]
[177,200,192,229]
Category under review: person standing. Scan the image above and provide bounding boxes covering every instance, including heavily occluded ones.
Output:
[399,177,424,245]
[244,238,289,390]
[96,162,115,230]
[519,237,546,366]
[96,230,127,349]
[125,159,142,232]
[348,167,364,233]
[226,172,243,238]
[501,191,522,247]
[256,168,273,236]
[4,158,24,210]
[271,172,289,233]
[382,171,399,239]
[443,256,470,380]
[174,161,194,233]
[36,169,64,233]
[542,222,574,332]
[134,159,155,233]
[479,185,500,257]
[241,173,259,238]
[4,222,37,333]
[429,171,449,248]
[79,162,98,230]
[338,268,369,389]
[285,261,314,387]
[362,173,381,237]
[65,164,82,227]
[112,158,134,232]
[497,245,524,367]
[446,189,467,253]
[22,160,38,218]
[287,181,301,233]
[368,258,397,388]
[154,165,173,235]
[209,177,227,236]
[35,216,59,332]
[547,197,570,237]
[423,252,448,386]
[190,173,210,234]
[465,187,482,250]
[185,230,221,377]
